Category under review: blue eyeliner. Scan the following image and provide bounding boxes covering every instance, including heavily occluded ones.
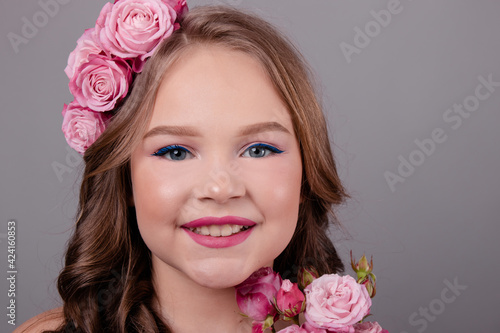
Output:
[152,143,284,159]
[247,143,284,154]
[152,145,189,157]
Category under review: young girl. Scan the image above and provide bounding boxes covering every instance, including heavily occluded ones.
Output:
[16,3,347,332]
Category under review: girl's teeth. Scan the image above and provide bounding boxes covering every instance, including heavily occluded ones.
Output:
[200,226,210,236]
[189,224,250,237]
[208,225,221,237]
[220,224,233,237]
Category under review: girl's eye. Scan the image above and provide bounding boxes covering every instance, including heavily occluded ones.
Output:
[242,143,284,158]
[152,145,193,161]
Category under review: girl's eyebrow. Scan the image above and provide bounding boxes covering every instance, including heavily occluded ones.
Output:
[143,121,290,139]
[143,125,200,139]
[238,121,290,136]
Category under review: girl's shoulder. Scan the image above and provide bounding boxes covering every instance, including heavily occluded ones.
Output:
[13,307,64,333]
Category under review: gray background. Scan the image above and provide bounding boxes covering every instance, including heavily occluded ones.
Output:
[1,0,499,332]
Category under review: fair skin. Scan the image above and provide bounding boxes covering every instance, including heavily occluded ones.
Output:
[130,45,302,332]
[16,45,302,333]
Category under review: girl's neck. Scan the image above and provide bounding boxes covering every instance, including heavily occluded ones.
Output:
[152,264,253,333]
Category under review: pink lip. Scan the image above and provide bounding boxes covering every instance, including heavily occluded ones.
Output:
[181,216,256,249]
[182,216,256,228]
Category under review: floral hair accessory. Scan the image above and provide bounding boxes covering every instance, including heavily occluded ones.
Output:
[62,0,188,154]
[235,254,388,333]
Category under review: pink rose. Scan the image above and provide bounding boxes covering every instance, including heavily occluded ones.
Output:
[252,322,264,333]
[304,274,372,333]
[160,0,188,18]
[96,0,177,71]
[65,28,104,79]
[235,267,282,321]
[62,102,111,154]
[300,322,328,333]
[353,322,388,333]
[69,54,132,112]
[276,279,305,318]
[114,0,187,18]
[277,325,307,333]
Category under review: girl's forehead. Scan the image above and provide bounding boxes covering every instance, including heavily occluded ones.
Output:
[157,45,269,93]
[149,45,292,129]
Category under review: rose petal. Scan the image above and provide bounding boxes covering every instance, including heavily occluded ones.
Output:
[304,274,372,330]
[62,101,111,154]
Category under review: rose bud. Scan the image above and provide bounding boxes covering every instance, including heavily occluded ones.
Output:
[298,267,319,290]
[235,267,282,321]
[350,251,376,289]
[275,279,306,319]
[350,251,373,277]
[360,277,376,298]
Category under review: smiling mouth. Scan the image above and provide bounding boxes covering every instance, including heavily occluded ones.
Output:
[182,216,256,248]
[186,224,252,237]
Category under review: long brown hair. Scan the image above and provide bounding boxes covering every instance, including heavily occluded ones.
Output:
[49,5,348,332]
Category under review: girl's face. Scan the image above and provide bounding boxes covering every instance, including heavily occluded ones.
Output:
[130,45,302,289]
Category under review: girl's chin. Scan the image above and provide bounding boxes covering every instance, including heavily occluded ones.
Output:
[188,270,251,289]
[186,262,261,289]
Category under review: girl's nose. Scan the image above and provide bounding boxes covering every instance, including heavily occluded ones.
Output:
[195,161,246,204]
